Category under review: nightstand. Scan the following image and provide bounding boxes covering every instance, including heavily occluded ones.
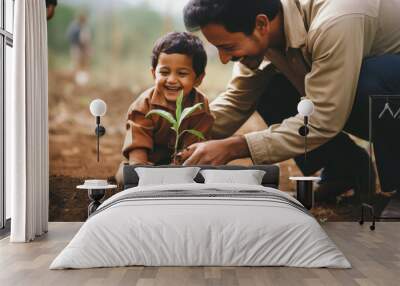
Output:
[289,176,320,210]
[77,183,117,217]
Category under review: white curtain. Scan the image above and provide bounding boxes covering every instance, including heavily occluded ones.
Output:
[7,0,49,242]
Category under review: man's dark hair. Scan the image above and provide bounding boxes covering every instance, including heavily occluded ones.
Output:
[151,32,207,77]
[46,0,58,7]
[184,0,281,35]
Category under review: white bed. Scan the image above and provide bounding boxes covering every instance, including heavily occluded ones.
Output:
[50,183,351,269]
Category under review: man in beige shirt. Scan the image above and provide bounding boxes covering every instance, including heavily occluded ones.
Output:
[181,0,400,200]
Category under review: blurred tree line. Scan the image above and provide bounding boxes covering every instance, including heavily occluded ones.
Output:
[48,3,181,84]
[47,2,232,95]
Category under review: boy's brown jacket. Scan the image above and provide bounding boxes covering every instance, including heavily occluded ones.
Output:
[122,87,214,165]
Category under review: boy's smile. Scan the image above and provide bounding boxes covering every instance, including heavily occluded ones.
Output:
[152,53,204,101]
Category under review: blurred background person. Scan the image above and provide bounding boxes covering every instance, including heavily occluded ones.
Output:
[67,12,91,85]
[46,0,57,20]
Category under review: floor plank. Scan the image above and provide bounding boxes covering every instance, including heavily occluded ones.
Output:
[0,222,399,286]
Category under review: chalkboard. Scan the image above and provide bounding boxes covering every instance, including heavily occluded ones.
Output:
[367,95,400,220]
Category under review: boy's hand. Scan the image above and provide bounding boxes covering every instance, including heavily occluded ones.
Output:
[179,136,250,165]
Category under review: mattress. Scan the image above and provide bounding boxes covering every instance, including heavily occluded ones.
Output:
[50,183,351,269]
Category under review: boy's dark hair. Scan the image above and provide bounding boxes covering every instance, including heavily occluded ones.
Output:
[151,32,207,77]
[183,0,281,35]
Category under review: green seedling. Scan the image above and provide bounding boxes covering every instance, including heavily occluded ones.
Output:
[146,90,205,164]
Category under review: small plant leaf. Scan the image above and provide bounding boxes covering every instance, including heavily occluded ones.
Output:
[146,109,177,129]
[175,90,184,123]
[181,129,205,140]
[179,103,203,125]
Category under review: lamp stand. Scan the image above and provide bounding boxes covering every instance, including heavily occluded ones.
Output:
[298,116,309,170]
[96,116,100,162]
[94,116,106,162]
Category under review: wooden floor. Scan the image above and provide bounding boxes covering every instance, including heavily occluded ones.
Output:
[0,222,399,286]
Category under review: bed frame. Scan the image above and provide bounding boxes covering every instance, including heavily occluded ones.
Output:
[122,164,280,189]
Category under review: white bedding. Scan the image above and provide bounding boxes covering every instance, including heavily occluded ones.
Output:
[50,183,351,269]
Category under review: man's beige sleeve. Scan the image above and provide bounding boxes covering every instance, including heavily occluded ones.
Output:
[210,62,276,139]
[245,16,368,164]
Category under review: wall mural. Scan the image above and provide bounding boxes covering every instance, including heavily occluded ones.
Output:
[48,1,398,222]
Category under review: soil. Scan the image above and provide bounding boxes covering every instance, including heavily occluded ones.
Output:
[49,70,129,221]
[49,71,360,222]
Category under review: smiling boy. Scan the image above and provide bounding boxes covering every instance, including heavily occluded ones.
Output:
[115,32,214,184]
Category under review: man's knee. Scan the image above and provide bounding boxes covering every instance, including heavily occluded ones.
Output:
[358,54,400,95]
[294,132,368,176]
[347,54,400,139]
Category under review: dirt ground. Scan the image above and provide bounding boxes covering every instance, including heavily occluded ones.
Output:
[49,71,361,222]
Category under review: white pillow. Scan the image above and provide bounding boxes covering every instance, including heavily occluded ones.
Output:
[135,167,200,186]
[200,169,266,185]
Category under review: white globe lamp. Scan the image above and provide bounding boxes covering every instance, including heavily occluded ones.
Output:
[89,99,107,162]
[90,99,107,117]
[297,99,314,117]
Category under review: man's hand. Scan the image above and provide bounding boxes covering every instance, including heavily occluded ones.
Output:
[179,135,251,165]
